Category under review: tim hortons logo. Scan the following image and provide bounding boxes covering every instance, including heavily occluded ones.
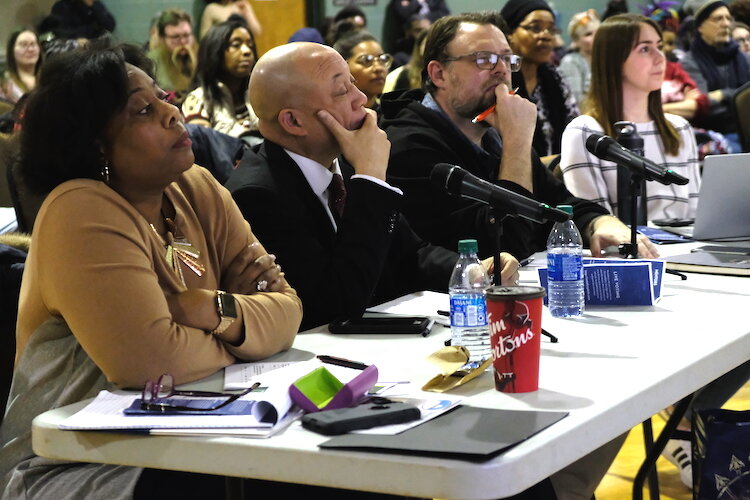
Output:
[488,308,534,359]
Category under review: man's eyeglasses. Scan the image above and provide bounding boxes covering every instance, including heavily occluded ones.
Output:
[140,373,257,412]
[518,23,562,36]
[442,52,523,72]
[165,33,193,42]
[354,53,394,69]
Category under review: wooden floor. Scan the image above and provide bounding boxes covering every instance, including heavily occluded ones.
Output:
[595,381,750,499]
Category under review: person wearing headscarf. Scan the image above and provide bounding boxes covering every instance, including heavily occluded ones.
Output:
[500,0,579,159]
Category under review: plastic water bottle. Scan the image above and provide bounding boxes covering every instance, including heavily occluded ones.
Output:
[546,205,585,318]
[449,239,491,362]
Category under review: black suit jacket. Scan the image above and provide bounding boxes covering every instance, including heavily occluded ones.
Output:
[225,140,456,331]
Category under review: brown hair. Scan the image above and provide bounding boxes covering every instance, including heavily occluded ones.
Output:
[422,11,508,92]
[586,13,680,155]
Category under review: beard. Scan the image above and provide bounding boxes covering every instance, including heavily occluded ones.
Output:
[170,44,197,78]
[447,74,508,120]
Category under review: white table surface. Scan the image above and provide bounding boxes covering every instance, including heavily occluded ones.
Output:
[32,244,750,500]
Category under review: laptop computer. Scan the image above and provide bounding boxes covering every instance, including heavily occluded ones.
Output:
[692,153,750,240]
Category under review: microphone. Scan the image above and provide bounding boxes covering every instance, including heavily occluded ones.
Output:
[430,163,570,223]
[585,133,689,186]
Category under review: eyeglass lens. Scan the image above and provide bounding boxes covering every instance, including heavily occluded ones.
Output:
[356,54,393,68]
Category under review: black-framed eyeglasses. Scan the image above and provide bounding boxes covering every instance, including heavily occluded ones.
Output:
[354,53,394,69]
[140,373,256,412]
[518,23,562,36]
[165,33,193,42]
[442,51,522,72]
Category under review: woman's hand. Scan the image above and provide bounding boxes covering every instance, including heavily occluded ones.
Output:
[223,241,286,294]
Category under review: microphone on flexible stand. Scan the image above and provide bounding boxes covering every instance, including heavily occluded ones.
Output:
[585,133,688,186]
[430,163,569,287]
[429,163,570,223]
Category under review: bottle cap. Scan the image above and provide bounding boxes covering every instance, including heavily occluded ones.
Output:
[556,204,573,215]
[458,239,478,254]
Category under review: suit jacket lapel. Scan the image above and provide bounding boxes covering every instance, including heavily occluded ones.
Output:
[263,141,337,244]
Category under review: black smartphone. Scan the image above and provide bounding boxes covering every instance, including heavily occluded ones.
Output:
[328,313,433,336]
[301,401,421,435]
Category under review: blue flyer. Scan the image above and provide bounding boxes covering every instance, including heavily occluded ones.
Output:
[538,259,664,306]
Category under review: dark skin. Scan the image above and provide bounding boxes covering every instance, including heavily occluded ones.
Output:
[100,64,286,342]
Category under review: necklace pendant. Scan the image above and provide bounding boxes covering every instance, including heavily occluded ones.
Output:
[164,244,174,268]
[175,248,206,277]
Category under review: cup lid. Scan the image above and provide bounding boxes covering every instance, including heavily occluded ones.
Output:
[486,286,546,301]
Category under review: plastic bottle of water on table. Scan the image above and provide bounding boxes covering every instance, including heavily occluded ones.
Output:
[546,205,585,318]
[449,239,491,362]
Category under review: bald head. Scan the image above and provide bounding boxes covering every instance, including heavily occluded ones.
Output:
[250,42,343,124]
[249,41,368,162]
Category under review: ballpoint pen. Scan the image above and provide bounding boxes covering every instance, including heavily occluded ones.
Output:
[317,355,369,370]
[471,87,519,124]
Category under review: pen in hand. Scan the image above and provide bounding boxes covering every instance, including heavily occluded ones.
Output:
[471,87,519,124]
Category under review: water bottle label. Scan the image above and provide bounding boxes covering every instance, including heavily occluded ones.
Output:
[547,253,583,281]
[449,294,487,327]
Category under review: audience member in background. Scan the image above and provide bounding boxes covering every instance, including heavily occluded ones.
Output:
[145,11,162,52]
[681,0,750,153]
[390,0,450,25]
[601,0,630,21]
[45,0,115,40]
[558,10,599,104]
[0,29,42,105]
[392,14,431,68]
[334,31,393,112]
[182,18,261,145]
[334,5,368,29]
[200,0,262,40]
[381,12,658,264]
[147,9,198,105]
[732,20,750,53]
[389,1,448,56]
[645,5,711,124]
[384,28,428,93]
[729,0,750,26]
[560,14,701,224]
[0,45,300,498]
[325,7,368,45]
[225,42,517,334]
[288,27,325,44]
[501,0,579,159]
[183,18,261,145]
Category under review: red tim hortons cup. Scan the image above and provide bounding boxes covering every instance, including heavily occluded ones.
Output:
[487,286,546,393]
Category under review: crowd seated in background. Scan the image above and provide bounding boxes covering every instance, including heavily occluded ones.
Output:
[183,17,261,145]
[147,9,198,105]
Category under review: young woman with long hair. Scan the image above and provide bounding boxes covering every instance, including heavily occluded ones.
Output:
[560,14,701,222]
